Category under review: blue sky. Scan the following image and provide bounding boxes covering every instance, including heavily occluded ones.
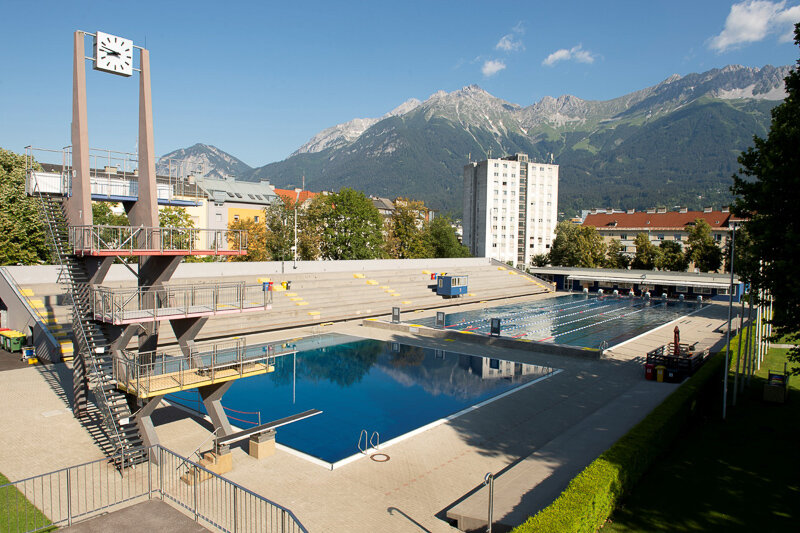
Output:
[1,0,798,167]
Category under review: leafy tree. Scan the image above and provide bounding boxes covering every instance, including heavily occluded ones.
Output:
[159,206,195,250]
[426,216,469,258]
[263,201,295,261]
[575,226,606,268]
[685,219,723,272]
[656,240,688,272]
[306,188,384,260]
[631,233,660,270]
[0,148,49,265]
[530,253,550,267]
[731,23,800,373]
[549,221,582,266]
[228,218,268,262]
[387,199,433,258]
[604,239,630,269]
[92,202,129,226]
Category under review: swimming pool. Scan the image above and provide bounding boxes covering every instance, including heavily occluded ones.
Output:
[417,294,704,349]
[169,334,554,466]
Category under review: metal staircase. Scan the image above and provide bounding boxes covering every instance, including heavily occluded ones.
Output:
[36,193,147,468]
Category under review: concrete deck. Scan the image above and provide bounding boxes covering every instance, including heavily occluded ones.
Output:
[0,299,731,532]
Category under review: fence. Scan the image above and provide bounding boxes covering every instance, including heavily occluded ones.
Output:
[0,445,307,532]
[92,282,272,324]
[68,225,247,255]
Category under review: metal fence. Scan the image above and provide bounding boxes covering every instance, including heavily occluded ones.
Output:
[24,146,206,203]
[113,338,297,397]
[68,224,247,255]
[0,446,307,533]
[92,282,273,324]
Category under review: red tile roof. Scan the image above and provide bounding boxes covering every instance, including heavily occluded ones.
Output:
[273,188,318,205]
[583,210,731,230]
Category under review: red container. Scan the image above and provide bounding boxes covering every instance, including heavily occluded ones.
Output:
[431,273,436,280]
[645,363,655,381]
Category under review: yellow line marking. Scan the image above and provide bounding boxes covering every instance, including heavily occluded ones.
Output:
[307,311,321,316]
[353,273,365,278]
[289,297,304,301]
[401,301,412,304]
[296,301,309,306]
[285,292,297,296]
[366,280,379,285]
[20,288,34,297]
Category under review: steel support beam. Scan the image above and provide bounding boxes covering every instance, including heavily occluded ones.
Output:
[135,393,165,463]
[199,381,234,437]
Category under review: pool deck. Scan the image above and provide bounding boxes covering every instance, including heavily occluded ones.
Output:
[0,299,732,532]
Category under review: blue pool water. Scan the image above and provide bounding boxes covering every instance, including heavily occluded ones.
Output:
[170,334,551,464]
[417,294,704,349]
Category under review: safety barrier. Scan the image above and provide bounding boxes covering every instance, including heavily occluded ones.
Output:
[68,225,247,256]
[0,445,308,532]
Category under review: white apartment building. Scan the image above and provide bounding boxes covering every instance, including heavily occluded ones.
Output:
[463,153,558,267]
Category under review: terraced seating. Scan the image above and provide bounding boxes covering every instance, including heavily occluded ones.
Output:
[13,261,552,349]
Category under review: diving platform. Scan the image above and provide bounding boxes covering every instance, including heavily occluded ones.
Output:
[93,282,273,325]
[114,340,296,398]
[69,225,247,256]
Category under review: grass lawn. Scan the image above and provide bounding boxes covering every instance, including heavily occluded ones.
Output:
[603,347,800,532]
[0,472,54,531]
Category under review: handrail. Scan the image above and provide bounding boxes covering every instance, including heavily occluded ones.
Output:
[68,224,247,255]
[177,427,223,472]
[31,183,127,462]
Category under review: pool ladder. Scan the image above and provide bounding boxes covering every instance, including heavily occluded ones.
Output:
[358,430,380,455]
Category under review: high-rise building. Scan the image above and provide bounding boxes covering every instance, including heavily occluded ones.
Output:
[463,153,558,266]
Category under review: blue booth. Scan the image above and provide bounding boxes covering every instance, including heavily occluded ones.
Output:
[437,275,468,297]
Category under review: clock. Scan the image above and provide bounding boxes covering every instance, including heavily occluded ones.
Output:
[93,31,133,77]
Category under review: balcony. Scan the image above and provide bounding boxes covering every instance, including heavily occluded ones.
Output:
[92,282,272,325]
[69,225,247,256]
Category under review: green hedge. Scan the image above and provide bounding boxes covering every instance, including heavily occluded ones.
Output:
[512,352,726,533]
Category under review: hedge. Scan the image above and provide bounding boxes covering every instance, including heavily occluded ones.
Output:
[512,351,726,533]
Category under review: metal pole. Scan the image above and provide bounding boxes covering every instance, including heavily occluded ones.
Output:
[484,473,494,533]
[293,203,298,269]
[66,468,73,526]
[722,222,736,419]
[733,289,746,406]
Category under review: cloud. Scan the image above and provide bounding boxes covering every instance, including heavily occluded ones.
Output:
[482,59,507,77]
[496,34,524,52]
[709,1,800,52]
[542,44,596,66]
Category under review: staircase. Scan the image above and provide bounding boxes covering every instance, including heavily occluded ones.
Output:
[37,194,147,468]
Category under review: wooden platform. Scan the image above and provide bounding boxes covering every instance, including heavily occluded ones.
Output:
[117,362,274,398]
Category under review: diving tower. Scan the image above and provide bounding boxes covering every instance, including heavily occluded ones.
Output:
[25,30,269,468]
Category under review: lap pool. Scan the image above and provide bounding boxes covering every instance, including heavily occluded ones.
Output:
[416,294,704,349]
[168,334,556,467]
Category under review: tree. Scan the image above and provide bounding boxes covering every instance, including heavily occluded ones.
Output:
[575,226,606,268]
[228,218,268,262]
[92,202,129,226]
[387,199,432,258]
[530,253,550,267]
[426,216,470,258]
[0,148,49,265]
[656,240,688,272]
[731,23,800,373]
[604,239,630,269]
[306,188,384,260]
[685,219,723,272]
[549,221,582,266]
[631,233,660,270]
[159,206,195,251]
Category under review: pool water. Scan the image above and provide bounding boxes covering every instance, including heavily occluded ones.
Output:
[170,335,551,465]
[418,294,704,349]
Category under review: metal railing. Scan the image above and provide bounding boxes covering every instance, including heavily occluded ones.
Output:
[0,445,308,532]
[92,282,273,324]
[68,225,247,255]
[24,146,206,203]
[114,338,297,397]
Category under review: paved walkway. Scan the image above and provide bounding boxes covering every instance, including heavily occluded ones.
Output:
[60,500,208,532]
[0,300,731,532]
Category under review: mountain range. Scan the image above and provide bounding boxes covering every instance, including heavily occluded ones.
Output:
[157,64,789,217]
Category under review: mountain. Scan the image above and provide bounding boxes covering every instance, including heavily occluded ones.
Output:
[244,64,787,216]
[156,143,252,180]
[160,64,789,217]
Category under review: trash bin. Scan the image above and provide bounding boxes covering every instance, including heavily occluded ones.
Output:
[431,273,436,280]
[286,281,292,290]
[644,363,655,381]
[281,281,287,290]
[666,368,680,382]
[3,331,26,353]
[655,365,666,383]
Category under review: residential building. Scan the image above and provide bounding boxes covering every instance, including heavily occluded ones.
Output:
[462,153,559,266]
[193,176,279,232]
[272,188,318,208]
[582,206,734,257]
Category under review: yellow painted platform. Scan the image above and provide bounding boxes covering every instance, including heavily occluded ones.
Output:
[118,363,274,398]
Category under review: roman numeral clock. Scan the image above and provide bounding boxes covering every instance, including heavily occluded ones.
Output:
[93,31,133,76]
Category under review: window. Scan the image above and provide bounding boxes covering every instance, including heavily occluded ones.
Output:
[675,234,682,241]
[254,216,259,223]
[620,234,627,240]
[234,215,240,221]
[715,234,722,241]
[657,234,664,240]
[675,286,688,293]
[215,213,222,222]
[494,163,499,167]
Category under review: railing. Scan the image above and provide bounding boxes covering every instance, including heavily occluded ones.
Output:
[92,282,273,324]
[0,445,308,533]
[114,338,297,397]
[68,225,247,255]
[24,146,206,203]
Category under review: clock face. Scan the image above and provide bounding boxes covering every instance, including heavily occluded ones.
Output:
[94,31,133,77]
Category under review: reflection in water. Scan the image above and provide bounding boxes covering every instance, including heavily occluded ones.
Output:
[208,338,553,463]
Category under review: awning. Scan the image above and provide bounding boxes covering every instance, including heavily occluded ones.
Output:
[566,274,732,289]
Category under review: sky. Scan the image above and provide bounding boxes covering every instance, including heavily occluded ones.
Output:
[1,0,798,168]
